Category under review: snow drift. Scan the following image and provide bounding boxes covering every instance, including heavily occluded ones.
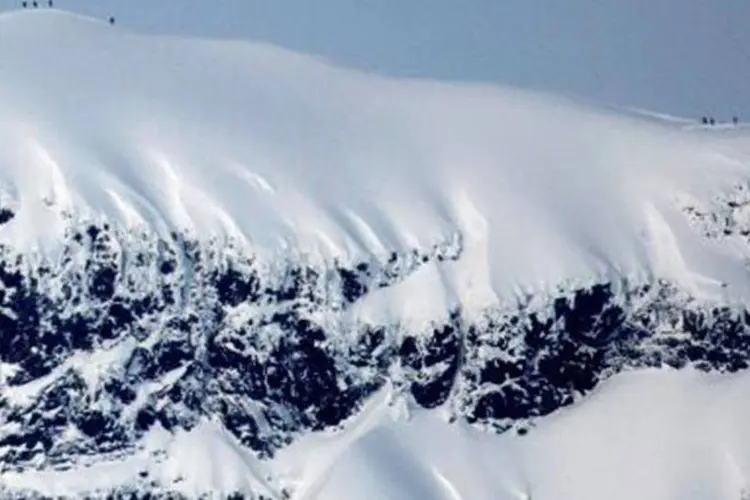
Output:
[2,9,750,500]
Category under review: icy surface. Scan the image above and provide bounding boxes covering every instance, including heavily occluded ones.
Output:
[2,9,750,500]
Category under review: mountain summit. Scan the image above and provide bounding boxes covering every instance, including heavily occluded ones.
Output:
[0,10,747,298]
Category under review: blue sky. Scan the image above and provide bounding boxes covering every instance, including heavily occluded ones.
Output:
[4,0,750,118]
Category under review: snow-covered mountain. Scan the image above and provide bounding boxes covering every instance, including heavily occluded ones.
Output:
[3,9,750,500]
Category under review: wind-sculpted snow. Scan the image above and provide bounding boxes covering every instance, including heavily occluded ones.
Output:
[3,216,750,498]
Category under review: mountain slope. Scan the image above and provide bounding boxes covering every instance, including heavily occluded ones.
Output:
[2,9,750,500]
[1,10,749,299]
[273,369,750,500]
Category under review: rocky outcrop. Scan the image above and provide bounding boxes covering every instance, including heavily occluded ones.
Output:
[1,217,750,498]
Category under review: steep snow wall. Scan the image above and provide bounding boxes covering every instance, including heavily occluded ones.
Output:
[2,9,750,500]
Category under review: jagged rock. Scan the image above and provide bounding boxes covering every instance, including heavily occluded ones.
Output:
[3,223,750,498]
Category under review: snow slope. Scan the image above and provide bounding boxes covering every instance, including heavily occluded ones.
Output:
[3,9,750,500]
[276,369,750,500]
[1,10,750,304]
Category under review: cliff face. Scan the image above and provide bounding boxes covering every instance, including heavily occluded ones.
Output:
[2,212,750,499]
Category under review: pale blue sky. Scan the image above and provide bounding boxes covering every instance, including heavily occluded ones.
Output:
[4,0,750,118]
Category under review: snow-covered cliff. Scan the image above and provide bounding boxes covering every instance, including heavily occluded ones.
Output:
[3,9,750,500]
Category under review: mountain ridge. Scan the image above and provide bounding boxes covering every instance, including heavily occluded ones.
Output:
[2,9,750,500]
[0,10,748,303]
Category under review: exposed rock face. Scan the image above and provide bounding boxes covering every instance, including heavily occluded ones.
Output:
[2,202,750,498]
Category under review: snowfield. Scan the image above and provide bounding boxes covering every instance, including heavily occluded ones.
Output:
[275,370,750,500]
[2,10,750,303]
[2,9,750,500]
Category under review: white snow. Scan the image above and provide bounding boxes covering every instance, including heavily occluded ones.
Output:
[0,10,749,312]
[351,261,453,332]
[153,420,276,499]
[273,369,750,500]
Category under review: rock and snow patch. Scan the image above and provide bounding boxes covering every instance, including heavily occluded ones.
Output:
[3,421,276,499]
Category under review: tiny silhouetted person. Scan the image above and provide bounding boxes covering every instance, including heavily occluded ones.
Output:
[32,1,38,7]
[108,16,115,25]
[709,117,716,126]
[49,0,53,7]
[701,116,709,125]
[734,116,739,125]
[21,1,27,7]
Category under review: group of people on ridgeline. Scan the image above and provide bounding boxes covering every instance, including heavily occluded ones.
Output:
[702,116,740,126]
[19,1,116,24]
[21,1,53,7]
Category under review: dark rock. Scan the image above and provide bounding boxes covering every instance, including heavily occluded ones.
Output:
[0,208,15,225]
